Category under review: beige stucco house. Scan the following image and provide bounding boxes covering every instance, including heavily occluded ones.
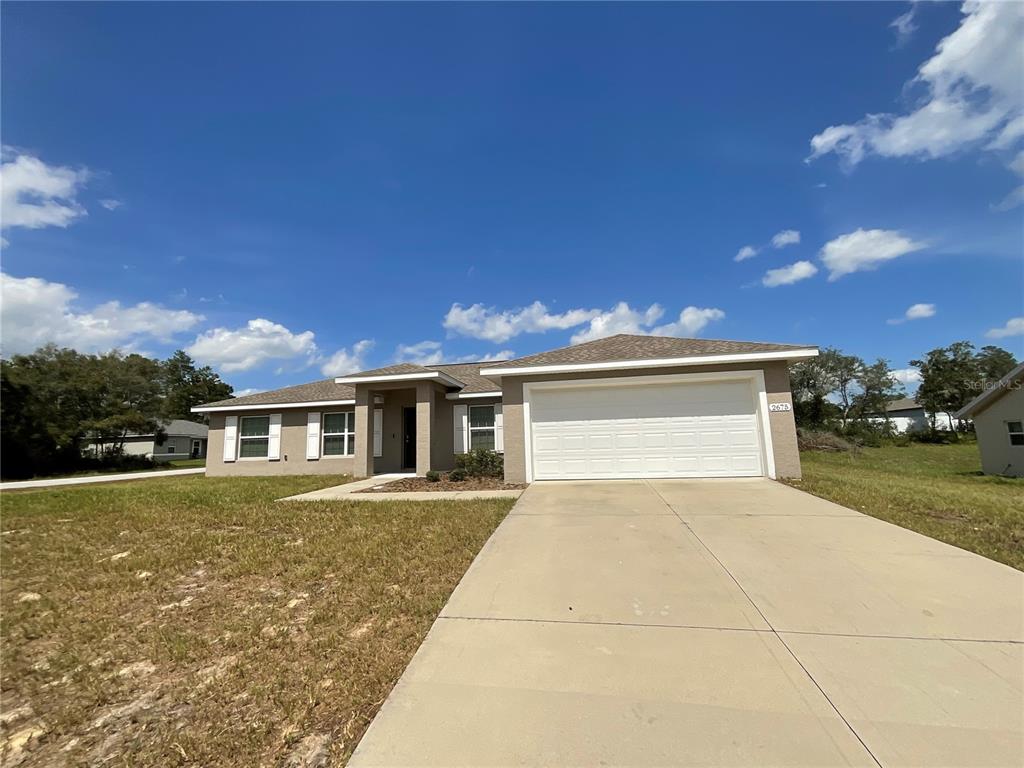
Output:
[955,362,1024,477]
[193,334,818,483]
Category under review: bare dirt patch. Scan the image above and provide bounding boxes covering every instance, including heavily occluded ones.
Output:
[357,475,527,493]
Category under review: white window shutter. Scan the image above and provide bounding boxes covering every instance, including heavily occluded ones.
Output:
[306,412,321,460]
[268,413,282,460]
[453,404,468,453]
[373,408,383,458]
[223,415,238,462]
[494,404,504,452]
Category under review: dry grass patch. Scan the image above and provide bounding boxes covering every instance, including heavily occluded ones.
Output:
[1,474,512,766]
[785,442,1023,570]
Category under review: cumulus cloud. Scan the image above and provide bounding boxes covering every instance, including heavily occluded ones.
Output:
[888,302,937,324]
[761,261,818,287]
[985,317,1024,339]
[808,2,1024,204]
[0,148,90,232]
[394,340,513,366]
[233,388,265,398]
[444,301,601,343]
[734,245,759,262]
[891,367,923,387]
[186,319,317,373]
[320,339,374,376]
[1,272,202,355]
[770,229,801,249]
[819,228,926,281]
[570,303,725,345]
[99,199,123,211]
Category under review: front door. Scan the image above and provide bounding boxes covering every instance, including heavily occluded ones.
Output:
[402,407,417,470]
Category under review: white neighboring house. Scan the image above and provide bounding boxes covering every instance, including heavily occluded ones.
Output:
[955,362,1024,478]
[868,397,932,433]
[93,420,209,462]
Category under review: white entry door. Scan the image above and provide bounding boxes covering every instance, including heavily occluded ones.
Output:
[529,379,764,480]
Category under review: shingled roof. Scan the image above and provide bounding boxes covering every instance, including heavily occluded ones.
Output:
[482,334,816,371]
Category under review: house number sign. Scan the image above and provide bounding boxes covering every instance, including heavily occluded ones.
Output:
[768,403,792,412]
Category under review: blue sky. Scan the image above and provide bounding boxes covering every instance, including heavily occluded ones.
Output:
[2,1,1022,395]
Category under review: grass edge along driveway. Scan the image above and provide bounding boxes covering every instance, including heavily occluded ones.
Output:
[785,442,1023,571]
[1,473,512,767]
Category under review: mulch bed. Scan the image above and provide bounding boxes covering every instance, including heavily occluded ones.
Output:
[356,475,528,493]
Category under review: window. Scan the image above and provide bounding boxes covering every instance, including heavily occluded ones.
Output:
[239,416,271,458]
[469,405,495,451]
[166,445,176,454]
[323,412,355,456]
[1008,421,1024,447]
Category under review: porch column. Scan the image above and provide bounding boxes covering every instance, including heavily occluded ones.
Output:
[353,385,375,478]
[415,381,433,475]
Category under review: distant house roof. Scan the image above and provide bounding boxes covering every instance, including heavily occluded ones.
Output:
[125,420,208,439]
[884,397,924,413]
[955,362,1024,419]
[481,334,817,374]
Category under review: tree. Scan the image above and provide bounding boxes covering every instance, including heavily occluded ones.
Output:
[975,346,1017,382]
[87,352,165,454]
[820,348,864,428]
[790,355,836,428]
[159,350,233,422]
[911,341,979,432]
[852,358,903,424]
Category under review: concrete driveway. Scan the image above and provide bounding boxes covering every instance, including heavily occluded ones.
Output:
[349,479,1024,767]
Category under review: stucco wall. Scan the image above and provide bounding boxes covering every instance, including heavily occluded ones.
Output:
[973,385,1024,477]
[500,360,800,483]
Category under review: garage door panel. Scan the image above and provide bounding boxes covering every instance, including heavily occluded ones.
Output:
[530,380,765,480]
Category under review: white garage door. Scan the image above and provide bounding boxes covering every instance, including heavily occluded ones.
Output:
[529,379,764,480]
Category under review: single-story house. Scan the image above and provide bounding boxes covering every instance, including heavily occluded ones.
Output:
[193,334,818,483]
[955,362,1024,477]
[867,397,931,433]
[93,420,209,462]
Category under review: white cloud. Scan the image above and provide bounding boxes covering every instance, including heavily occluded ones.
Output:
[320,339,374,376]
[186,318,316,373]
[734,245,759,262]
[570,302,725,344]
[444,301,601,343]
[819,228,925,281]
[770,229,801,249]
[1,272,202,355]
[905,302,937,320]
[985,317,1024,339]
[890,5,919,47]
[395,340,444,366]
[761,261,818,287]
[99,199,123,211]
[233,388,265,398]
[0,148,90,232]
[891,367,923,387]
[808,2,1024,202]
[394,340,513,366]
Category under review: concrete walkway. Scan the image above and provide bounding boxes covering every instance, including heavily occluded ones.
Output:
[0,467,205,490]
[280,473,524,502]
[349,478,1024,767]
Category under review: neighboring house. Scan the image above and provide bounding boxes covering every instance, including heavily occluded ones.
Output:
[955,362,1024,478]
[193,334,818,483]
[94,420,209,462]
[867,397,931,433]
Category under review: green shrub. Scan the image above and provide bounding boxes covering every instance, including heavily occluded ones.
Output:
[425,470,441,482]
[448,468,468,482]
[454,449,504,478]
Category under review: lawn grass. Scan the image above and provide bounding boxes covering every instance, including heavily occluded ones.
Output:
[786,442,1024,570]
[1,474,513,766]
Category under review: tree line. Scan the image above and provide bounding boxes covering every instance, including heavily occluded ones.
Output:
[791,341,1017,435]
[1,346,233,479]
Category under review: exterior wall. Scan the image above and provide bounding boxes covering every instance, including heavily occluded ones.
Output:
[501,360,801,483]
[868,410,930,434]
[111,435,204,459]
[973,386,1024,477]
